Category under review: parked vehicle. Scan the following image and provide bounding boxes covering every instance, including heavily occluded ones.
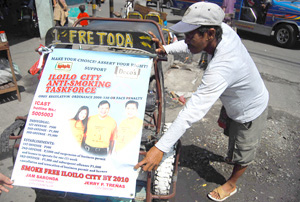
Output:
[113,0,134,18]
[234,0,300,48]
[19,0,39,37]
[170,0,300,48]
[170,0,199,15]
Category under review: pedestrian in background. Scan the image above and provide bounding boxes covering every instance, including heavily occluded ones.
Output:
[222,0,236,27]
[135,2,269,201]
[77,5,89,27]
[96,0,101,11]
[53,0,68,26]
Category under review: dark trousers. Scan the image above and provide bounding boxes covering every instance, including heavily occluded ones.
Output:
[96,0,101,7]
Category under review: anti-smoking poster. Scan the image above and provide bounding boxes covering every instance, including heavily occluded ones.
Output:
[11,48,153,199]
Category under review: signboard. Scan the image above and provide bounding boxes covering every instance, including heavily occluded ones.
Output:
[45,27,155,53]
[11,48,153,199]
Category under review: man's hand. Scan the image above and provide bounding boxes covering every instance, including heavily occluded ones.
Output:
[0,173,13,193]
[134,146,164,172]
[148,31,167,56]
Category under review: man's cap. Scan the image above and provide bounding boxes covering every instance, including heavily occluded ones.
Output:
[170,2,225,33]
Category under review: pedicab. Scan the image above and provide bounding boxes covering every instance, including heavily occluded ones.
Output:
[127,10,177,45]
[6,17,181,202]
[119,2,177,45]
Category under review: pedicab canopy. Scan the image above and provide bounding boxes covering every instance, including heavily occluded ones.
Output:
[11,19,163,200]
[45,18,166,55]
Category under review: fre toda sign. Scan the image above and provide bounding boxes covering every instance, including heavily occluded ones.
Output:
[12,48,153,199]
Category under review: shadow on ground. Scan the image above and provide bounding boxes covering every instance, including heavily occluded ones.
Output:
[179,144,227,185]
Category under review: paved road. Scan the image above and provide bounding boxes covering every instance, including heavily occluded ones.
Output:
[1,0,299,201]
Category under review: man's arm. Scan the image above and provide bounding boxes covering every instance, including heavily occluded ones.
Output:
[149,31,189,55]
[136,73,228,171]
[135,32,228,172]
[163,40,190,54]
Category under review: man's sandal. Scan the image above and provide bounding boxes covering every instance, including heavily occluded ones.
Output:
[207,186,237,201]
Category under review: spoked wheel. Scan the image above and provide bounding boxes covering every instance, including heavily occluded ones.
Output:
[143,61,166,147]
[143,60,176,199]
[165,0,173,9]
[0,117,26,165]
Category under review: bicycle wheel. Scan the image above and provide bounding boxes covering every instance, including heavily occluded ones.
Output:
[143,60,166,147]
[0,118,25,162]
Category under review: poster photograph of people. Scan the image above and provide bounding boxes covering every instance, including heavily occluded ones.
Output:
[11,48,153,199]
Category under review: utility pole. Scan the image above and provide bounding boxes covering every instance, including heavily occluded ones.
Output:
[156,0,163,12]
[109,0,114,18]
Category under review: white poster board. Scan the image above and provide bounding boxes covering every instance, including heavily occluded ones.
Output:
[12,48,153,199]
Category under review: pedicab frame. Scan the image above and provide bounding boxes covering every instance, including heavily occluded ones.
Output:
[8,17,181,201]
